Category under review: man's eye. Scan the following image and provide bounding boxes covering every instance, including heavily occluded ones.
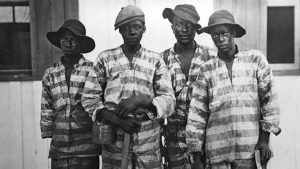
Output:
[133,25,142,29]
[211,34,218,38]
[177,23,184,26]
[187,23,193,27]
[223,32,230,36]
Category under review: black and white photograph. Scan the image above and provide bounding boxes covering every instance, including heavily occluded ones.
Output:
[0,0,298,169]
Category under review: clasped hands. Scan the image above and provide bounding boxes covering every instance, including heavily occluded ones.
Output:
[97,95,154,134]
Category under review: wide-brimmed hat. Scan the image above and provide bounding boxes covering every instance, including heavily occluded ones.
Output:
[114,5,145,30]
[162,4,201,29]
[46,19,95,53]
[198,10,246,37]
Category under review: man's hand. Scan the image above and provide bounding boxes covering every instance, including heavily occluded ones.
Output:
[255,129,271,165]
[116,95,155,118]
[118,117,141,134]
[115,97,139,118]
[255,142,272,165]
[96,108,141,133]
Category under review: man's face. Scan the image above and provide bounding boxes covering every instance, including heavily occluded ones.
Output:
[210,25,235,54]
[171,16,196,45]
[119,20,145,47]
[60,29,81,55]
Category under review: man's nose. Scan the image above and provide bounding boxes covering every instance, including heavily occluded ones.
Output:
[218,35,225,41]
[128,27,136,35]
[181,25,188,32]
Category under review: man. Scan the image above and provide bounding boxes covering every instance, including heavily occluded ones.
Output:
[186,10,281,169]
[40,19,101,169]
[161,4,214,169]
[81,5,175,169]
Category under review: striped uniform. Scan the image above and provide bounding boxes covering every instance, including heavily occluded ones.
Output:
[82,46,175,169]
[40,57,101,163]
[186,49,281,166]
[161,44,214,169]
[51,156,99,169]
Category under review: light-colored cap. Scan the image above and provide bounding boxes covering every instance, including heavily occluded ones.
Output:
[114,5,145,30]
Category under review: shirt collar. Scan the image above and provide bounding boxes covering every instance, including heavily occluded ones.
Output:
[118,44,144,58]
[169,41,200,56]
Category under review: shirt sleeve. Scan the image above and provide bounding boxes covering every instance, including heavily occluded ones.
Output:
[186,71,210,152]
[81,54,107,120]
[151,56,176,119]
[257,52,281,135]
[40,69,54,139]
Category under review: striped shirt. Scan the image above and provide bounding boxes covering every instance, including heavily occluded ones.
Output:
[81,45,175,168]
[186,49,280,164]
[161,44,214,168]
[41,56,101,159]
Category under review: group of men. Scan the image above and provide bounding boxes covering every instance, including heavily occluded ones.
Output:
[40,3,281,169]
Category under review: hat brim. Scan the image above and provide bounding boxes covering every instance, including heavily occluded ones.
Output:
[114,16,145,30]
[46,28,95,53]
[197,23,246,37]
[162,8,201,29]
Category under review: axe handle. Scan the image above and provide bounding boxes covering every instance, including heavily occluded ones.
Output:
[121,132,131,169]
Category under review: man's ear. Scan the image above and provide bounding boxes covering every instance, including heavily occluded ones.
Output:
[231,30,237,37]
[171,25,175,34]
[143,25,146,33]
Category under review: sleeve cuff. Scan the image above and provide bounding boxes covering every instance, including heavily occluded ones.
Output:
[41,131,53,139]
[92,107,106,122]
[187,142,203,152]
[92,108,98,122]
[260,120,281,136]
[152,98,164,119]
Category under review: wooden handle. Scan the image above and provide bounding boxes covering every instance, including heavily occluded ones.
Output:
[121,132,131,169]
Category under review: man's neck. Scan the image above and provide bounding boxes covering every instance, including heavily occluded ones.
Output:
[218,45,236,62]
[62,53,81,67]
[122,44,141,61]
[175,41,196,54]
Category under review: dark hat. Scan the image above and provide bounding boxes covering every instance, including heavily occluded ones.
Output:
[162,4,201,29]
[198,10,246,37]
[46,19,95,53]
[114,5,145,30]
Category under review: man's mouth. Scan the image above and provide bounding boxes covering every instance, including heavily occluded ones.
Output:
[180,35,190,39]
[218,45,228,49]
[128,38,138,42]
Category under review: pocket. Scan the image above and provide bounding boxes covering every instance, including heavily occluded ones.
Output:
[92,123,101,144]
[134,120,161,152]
[92,123,114,144]
[105,71,123,101]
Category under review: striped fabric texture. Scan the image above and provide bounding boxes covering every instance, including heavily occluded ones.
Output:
[81,46,175,168]
[41,57,101,159]
[51,156,99,169]
[161,44,215,169]
[210,159,256,169]
[186,49,280,164]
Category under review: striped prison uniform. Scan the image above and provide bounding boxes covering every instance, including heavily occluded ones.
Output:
[161,44,215,169]
[186,49,281,167]
[51,156,99,169]
[81,46,175,169]
[40,56,101,163]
